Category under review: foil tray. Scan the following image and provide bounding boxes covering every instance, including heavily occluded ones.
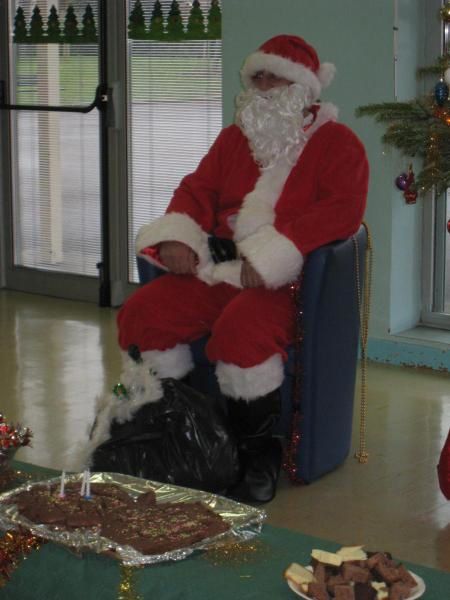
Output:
[0,471,266,566]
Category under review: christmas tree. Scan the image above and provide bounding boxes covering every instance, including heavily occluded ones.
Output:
[166,0,184,41]
[81,4,97,43]
[356,3,450,197]
[186,0,205,40]
[29,5,44,43]
[148,0,164,41]
[206,0,221,40]
[63,5,79,43]
[128,0,147,40]
[46,5,61,43]
[13,7,28,43]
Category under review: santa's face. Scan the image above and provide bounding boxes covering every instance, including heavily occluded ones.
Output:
[250,70,293,92]
[235,77,312,170]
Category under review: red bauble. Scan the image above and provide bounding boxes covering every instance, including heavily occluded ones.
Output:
[404,189,418,204]
[437,429,450,500]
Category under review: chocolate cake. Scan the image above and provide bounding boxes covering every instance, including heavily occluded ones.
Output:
[101,501,229,555]
[5,481,230,556]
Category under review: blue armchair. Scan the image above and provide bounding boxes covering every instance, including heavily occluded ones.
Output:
[136,224,367,483]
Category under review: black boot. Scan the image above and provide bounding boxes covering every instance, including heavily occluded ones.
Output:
[226,390,283,504]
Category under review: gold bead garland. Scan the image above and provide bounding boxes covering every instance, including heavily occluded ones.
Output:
[353,222,373,464]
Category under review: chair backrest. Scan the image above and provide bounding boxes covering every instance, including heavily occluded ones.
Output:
[289,224,367,481]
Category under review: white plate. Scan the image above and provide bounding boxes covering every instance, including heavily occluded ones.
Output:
[287,570,426,600]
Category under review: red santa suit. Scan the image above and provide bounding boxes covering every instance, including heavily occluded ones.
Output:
[117,37,369,401]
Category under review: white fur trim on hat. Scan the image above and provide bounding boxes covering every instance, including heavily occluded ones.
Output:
[241,51,335,99]
[238,224,304,289]
[216,354,284,400]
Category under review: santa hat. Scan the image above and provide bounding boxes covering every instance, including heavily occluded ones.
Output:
[240,34,336,100]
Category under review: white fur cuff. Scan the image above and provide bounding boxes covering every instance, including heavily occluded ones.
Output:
[216,354,284,400]
[135,212,211,269]
[238,225,303,289]
[141,344,194,379]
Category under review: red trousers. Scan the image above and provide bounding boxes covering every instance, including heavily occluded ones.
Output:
[438,429,450,500]
[117,274,295,369]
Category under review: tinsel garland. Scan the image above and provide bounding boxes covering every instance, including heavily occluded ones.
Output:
[282,278,306,485]
[118,565,143,600]
[0,468,34,493]
[0,529,45,587]
[204,539,270,567]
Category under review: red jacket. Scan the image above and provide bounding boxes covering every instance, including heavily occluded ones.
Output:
[137,103,369,289]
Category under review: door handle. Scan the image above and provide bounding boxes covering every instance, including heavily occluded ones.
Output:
[0,82,108,113]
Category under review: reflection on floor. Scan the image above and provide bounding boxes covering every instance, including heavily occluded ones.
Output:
[1,290,449,572]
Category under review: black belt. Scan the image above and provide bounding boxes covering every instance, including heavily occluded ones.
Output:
[208,236,238,264]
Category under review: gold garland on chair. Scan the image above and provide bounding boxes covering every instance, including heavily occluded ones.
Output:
[353,222,373,464]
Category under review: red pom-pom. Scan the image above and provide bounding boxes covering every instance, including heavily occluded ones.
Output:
[437,429,450,500]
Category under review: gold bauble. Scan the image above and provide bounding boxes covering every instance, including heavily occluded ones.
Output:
[440,2,450,22]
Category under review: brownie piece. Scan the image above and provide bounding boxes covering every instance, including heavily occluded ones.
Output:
[135,489,157,508]
[396,564,417,587]
[389,581,415,600]
[373,562,401,585]
[353,582,377,600]
[313,561,328,583]
[307,582,330,600]
[366,552,391,570]
[334,585,355,600]
[341,562,372,584]
[326,574,347,595]
[89,483,134,504]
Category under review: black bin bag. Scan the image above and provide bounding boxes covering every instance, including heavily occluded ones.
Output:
[90,378,240,494]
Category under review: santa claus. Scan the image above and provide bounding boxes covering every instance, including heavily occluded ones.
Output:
[116,34,369,503]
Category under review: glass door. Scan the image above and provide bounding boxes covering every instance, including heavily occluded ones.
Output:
[0,0,110,304]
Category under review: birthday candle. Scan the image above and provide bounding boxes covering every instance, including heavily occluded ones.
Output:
[80,471,87,496]
[59,470,66,497]
[85,471,91,498]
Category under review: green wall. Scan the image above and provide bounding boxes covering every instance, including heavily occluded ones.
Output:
[221,0,448,369]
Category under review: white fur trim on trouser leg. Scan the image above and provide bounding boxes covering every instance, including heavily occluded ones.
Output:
[141,344,194,379]
[216,354,284,400]
[65,359,163,471]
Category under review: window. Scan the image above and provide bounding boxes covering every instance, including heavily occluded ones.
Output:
[421,2,450,329]
[126,0,222,282]
[8,0,101,277]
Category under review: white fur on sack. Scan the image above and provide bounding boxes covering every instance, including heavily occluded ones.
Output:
[66,358,163,472]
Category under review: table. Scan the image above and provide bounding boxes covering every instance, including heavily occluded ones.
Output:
[2,462,450,600]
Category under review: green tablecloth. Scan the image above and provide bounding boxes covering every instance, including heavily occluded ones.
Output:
[2,462,450,600]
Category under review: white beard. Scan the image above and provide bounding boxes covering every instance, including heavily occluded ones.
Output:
[235,83,312,170]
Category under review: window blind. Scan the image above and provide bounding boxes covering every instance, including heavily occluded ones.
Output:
[9,0,101,277]
[127,0,222,282]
